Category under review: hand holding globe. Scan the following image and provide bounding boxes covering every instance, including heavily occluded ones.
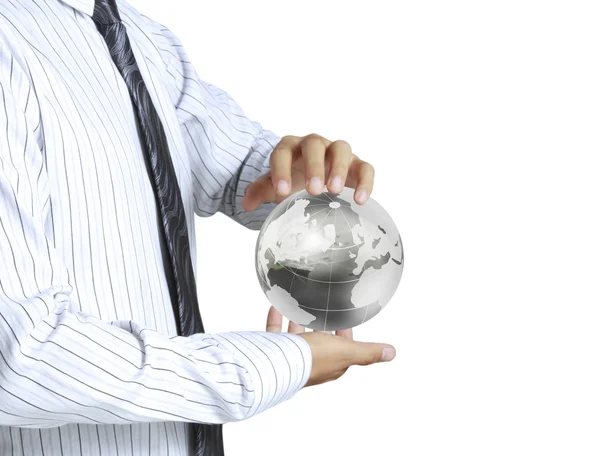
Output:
[241,132,401,388]
[264,305,397,388]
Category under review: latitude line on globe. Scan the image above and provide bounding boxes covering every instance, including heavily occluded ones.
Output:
[318,241,365,251]
[265,244,379,285]
[289,201,331,207]
[297,303,370,312]
[265,244,368,288]
[267,261,363,284]
[265,250,308,285]
[278,253,363,275]
[301,205,332,222]
[269,251,378,285]
[291,197,332,205]
[306,195,330,202]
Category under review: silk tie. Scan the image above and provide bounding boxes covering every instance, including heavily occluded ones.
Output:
[92,1,224,454]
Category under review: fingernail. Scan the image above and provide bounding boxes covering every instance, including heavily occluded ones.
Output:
[308,177,322,194]
[381,347,396,362]
[329,176,343,191]
[356,190,368,204]
[276,180,290,195]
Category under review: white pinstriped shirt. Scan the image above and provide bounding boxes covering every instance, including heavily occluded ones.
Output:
[0,0,312,454]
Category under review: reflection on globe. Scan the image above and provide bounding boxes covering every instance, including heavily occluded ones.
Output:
[255,187,403,331]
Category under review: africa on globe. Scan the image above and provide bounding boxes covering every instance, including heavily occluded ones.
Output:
[255,187,403,331]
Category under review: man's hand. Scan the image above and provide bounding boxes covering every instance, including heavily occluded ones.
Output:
[242,134,375,212]
[265,306,395,388]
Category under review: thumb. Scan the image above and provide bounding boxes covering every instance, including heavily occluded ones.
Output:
[351,342,396,366]
[241,172,276,212]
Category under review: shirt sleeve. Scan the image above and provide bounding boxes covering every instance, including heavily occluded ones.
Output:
[0,43,311,428]
[158,24,279,230]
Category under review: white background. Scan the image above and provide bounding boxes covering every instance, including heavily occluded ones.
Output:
[131,1,600,455]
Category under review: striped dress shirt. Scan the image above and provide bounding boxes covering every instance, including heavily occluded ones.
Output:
[0,0,312,454]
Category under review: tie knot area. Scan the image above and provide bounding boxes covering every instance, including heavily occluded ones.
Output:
[92,0,122,25]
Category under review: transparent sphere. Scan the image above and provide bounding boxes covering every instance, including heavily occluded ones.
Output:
[255,187,403,331]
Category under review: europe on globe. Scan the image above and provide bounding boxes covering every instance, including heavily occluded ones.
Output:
[255,187,403,331]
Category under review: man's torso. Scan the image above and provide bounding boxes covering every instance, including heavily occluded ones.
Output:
[0,0,198,453]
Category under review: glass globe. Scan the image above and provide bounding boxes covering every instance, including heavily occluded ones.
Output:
[255,187,403,331]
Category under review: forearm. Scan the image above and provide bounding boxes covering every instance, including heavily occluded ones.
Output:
[0,300,310,427]
[172,330,312,417]
[158,24,280,229]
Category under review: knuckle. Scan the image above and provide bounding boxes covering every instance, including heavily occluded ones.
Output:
[306,161,324,173]
[331,139,352,153]
[356,351,380,366]
[305,158,325,173]
[361,161,375,175]
[304,133,326,148]
[269,148,281,165]
[331,163,350,175]
[370,351,381,364]
[281,134,299,145]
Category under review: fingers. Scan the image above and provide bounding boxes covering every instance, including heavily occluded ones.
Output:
[346,158,375,205]
[266,306,283,332]
[325,140,353,194]
[242,134,375,211]
[301,134,328,195]
[335,327,353,340]
[270,137,296,199]
[298,332,394,388]
[288,320,306,334]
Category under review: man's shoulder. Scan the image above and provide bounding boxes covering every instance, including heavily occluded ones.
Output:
[0,0,36,75]
[0,0,69,57]
[115,1,190,105]
[0,0,166,46]
[116,0,168,37]
[0,0,30,47]
[115,0,186,67]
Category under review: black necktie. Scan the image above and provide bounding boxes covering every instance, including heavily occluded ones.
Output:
[92,1,223,454]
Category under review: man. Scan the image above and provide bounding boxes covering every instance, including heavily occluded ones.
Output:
[0,0,396,454]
